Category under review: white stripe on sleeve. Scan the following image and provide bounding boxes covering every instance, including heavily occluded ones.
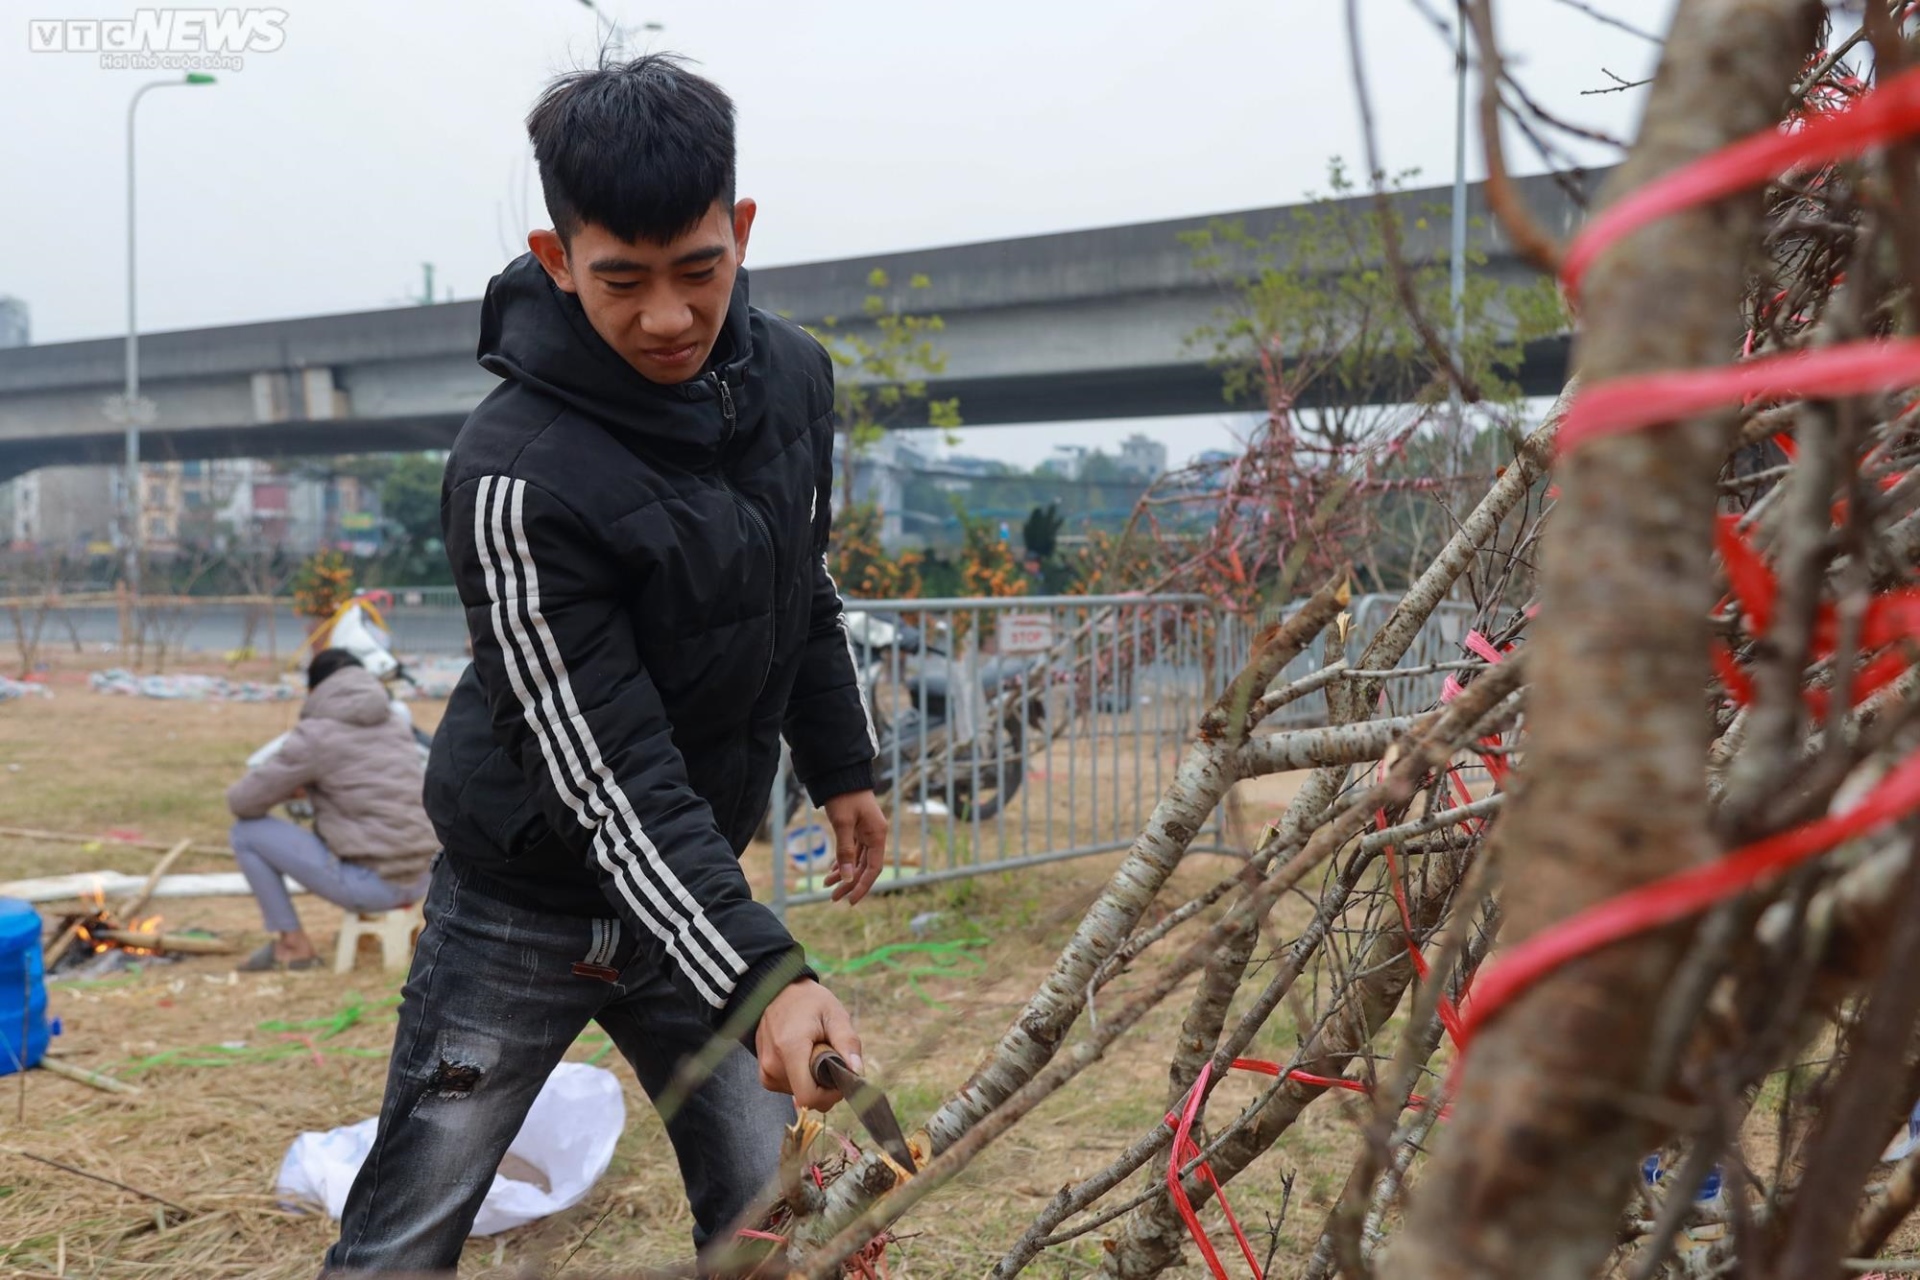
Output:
[475,475,741,1006]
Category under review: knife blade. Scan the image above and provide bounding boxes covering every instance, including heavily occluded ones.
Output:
[810,1046,918,1174]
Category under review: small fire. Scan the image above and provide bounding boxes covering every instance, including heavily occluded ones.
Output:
[62,908,165,965]
[122,915,164,955]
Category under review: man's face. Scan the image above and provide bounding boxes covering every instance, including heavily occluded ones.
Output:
[528,197,756,385]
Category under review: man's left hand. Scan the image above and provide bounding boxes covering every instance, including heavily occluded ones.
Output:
[821,789,889,905]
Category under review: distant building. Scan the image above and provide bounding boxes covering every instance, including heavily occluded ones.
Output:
[215,466,382,555]
[299,470,381,556]
[1039,445,1088,481]
[835,434,931,550]
[219,472,291,549]
[1169,448,1244,493]
[178,458,268,547]
[7,463,187,556]
[6,457,385,559]
[1118,433,1168,479]
[9,466,117,552]
[0,296,28,349]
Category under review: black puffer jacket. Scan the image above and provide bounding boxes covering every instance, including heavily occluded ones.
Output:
[425,253,876,1025]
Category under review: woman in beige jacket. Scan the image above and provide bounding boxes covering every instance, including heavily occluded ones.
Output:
[226,649,437,970]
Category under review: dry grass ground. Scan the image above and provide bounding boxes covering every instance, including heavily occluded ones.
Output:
[0,658,1369,1279]
[7,658,1900,1278]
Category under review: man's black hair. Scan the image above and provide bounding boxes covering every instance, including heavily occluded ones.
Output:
[307,647,364,692]
[527,52,736,246]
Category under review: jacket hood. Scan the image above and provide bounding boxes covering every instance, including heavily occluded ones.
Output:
[302,664,394,728]
[476,252,754,455]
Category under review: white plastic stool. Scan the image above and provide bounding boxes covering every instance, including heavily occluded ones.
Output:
[334,901,425,974]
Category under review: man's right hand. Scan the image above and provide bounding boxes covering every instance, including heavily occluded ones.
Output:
[756,978,863,1113]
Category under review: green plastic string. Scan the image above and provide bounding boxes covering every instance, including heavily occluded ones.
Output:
[812,937,990,1007]
[118,994,402,1076]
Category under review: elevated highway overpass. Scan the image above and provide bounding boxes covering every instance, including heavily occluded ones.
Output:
[0,169,1597,479]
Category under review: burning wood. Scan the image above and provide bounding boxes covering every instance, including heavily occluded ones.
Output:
[42,839,229,972]
[45,884,229,970]
[48,897,170,972]
[89,929,235,956]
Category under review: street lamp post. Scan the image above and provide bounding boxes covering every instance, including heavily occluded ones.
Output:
[1448,12,1470,447]
[121,72,214,627]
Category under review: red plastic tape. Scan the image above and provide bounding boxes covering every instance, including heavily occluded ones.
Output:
[1562,65,1920,297]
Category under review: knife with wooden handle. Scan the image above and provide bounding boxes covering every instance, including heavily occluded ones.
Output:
[810,1044,918,1173]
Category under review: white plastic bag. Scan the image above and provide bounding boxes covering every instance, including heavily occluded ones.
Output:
[274,1061,625,1236]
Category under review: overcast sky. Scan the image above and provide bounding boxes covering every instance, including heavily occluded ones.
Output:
[1,0,1682,467]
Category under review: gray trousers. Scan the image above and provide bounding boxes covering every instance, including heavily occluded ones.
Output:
[230,817,428,933]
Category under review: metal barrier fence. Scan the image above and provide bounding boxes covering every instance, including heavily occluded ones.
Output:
[4,582,1475,914]
[0,588,1468,686]
[770,594,1256,912]
[769,591,1481,913]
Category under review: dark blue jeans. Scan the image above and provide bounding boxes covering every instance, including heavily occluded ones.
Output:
[325,855,794,1273]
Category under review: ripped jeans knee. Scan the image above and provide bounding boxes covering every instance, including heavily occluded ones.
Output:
[406,1036,501,1118]
[423,1058,484,1099]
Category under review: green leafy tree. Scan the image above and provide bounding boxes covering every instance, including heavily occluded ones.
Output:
[1021,502,1064,562]
[809,269,962,509]
[1185,158,1561,450]
[371,452,450,585]
[380,453,445,551]
[1020,501,1085,594]
[1076,450,1130,484]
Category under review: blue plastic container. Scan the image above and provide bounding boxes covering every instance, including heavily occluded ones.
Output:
[786,823,832,873]
[1642,1153,1726,1212]
[0,898,50,1077]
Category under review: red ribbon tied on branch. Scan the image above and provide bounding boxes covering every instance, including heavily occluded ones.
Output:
[1561,64,1920,298]
[1464,61,1920,1047]
[1167,57,1920,1280]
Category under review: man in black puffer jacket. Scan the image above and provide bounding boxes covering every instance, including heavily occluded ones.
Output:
[326,54,888,1273]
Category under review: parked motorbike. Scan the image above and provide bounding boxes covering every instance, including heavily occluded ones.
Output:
[764,610,1049,836]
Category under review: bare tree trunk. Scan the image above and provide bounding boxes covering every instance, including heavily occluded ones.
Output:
[1384,5,1823,1280]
